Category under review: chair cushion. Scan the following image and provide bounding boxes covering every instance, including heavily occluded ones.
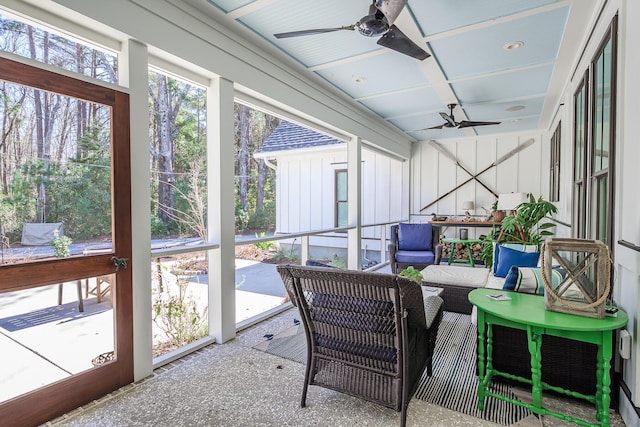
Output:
[398,223,433,251]
[494,245,540,278]
[395,250,435,265]
[503,266,563,295]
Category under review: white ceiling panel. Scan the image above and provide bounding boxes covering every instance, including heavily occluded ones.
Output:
[239,0,383,66]
[196,0,593,140]
[463,97,546,122]
[358,87,443,118]
[430,6,569,80]
[451,65,554,104]
[474,115,540,135]
[315,52,430,98]
[410,0,563,36]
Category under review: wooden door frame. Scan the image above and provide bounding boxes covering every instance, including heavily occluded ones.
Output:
[0,57,133,426]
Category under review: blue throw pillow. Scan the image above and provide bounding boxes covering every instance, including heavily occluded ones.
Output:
[398,223,432,251]
[493,243,538,276]
[503,266,563,295]
[495,245,540,278]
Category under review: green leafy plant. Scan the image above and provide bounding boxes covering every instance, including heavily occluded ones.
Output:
[399,266,423,283]
[152,262,208,353]
[253,232,274,250]
[479,230,496,268]
[51,235,72,258]
[499,194,558,246]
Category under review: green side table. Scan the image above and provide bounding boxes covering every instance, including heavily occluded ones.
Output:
[442,238,481,267]
[469,288,628,427]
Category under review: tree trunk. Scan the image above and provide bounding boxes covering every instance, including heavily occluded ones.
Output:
[156,75,174,224]
[255,115,279,212]
[28,27,48,223]
[237,104,251,212]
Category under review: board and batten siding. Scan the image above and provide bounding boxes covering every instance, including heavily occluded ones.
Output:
[410,133,548,238]
[274,146,407,252]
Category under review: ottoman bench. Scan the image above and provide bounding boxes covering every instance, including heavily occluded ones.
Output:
[420,265,492,314]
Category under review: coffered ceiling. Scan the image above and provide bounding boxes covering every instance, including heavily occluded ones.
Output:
[186,0,596,140]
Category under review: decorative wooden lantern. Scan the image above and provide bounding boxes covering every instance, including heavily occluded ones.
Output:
[541,238,610,319]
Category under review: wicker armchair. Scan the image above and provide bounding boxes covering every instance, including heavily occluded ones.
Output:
[277,265,443,427]
[389,223,442,274]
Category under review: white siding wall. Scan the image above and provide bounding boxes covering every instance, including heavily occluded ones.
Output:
[411,133,546,238]
[615,1,640,422]
[274,146,407,251]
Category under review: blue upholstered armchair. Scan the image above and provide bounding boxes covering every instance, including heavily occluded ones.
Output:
[388,223,442,274]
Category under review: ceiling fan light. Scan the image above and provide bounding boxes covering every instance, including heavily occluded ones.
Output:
[504,41,524,51]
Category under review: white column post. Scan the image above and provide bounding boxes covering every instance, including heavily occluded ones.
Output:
[347,136,362,270]
[208,77,236,343]
[301,235,309,265]
[120,39,152,381]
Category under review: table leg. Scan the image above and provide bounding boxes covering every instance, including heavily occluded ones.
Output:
[597,331,613,426]
[526,326,543,408]
[466,244,475,267]
[476,310,486,410]
[76,280,84,312]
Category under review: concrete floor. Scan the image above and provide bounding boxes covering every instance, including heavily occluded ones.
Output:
[45,308,627,427]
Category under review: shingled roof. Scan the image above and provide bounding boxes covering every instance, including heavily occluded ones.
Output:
[257,120,344,154]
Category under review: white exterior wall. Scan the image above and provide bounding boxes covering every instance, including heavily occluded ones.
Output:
[274,146,408,252]
[615,1,640,424]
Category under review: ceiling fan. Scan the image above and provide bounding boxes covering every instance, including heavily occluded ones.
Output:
[424,104,501,130]
[273,0,430,61]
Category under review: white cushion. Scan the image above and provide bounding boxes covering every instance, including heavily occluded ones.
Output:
[420,265,490,287]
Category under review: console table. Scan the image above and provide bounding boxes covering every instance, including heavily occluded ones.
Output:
[469,288,628,427]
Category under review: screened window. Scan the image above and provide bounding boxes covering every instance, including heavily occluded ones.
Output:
[335,169,347,228]
[572,16,617,247]
[0,13,117,83]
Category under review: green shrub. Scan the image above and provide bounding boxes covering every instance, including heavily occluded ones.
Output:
[253,232,274,250]
[51,235,72,258]
[235,204,249,232]
[150,214,170,236]
[247,201,275,230]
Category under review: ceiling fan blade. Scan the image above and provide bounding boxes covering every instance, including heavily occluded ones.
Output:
[375,0,408,26]
[376,25,430,60]
[439,111,457,127]
[274,25,355,39]
[458,120,501,128]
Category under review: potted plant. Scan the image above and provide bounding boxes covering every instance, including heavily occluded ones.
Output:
[479,194,558,268]
[399,266,423,283]
[499,194,558,247]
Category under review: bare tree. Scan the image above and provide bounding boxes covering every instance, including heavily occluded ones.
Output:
[158,161,207,240]
[237,104,251,212]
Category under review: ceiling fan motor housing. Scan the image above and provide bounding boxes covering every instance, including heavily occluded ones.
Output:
[356,14,389,37]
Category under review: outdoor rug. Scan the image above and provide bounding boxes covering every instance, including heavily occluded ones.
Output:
[253,311,533,426]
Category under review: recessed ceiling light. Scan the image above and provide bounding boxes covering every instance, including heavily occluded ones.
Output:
[511,118,521,123]
[506,105,525,112]
[504,41,524,51]
[353,76,366,83]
